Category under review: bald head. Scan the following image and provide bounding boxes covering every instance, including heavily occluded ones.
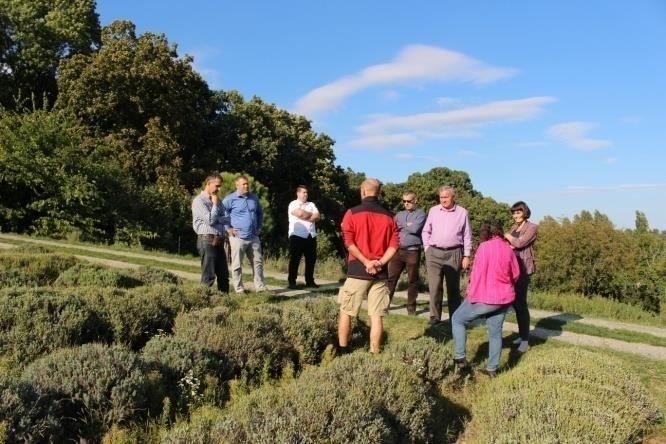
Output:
[360,178,381,197]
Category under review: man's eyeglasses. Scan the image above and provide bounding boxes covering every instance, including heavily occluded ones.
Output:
[402,199,414,204]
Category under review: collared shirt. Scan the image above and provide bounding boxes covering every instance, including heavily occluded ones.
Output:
[288,199,319,238]
[395,208,426,249]
[222,191,263,239]
[192,191,226,235]
[341,196,399,280]
[466,237,520,305]
[422,204,472,256]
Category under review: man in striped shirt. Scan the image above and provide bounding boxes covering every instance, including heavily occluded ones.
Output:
[191,173,229,293]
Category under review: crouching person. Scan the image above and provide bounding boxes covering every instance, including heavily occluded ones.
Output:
[451,219,519,376]
[337,179,399,354]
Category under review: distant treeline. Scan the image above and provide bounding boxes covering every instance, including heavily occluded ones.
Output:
[0,1,664,312]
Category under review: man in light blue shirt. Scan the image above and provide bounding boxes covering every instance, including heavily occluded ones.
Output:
[222,175,267,293]
[191,173,229,292]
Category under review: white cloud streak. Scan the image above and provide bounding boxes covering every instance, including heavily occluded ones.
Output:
[294,45,517,116]
[348,96,556,149]
[547,121,611,151]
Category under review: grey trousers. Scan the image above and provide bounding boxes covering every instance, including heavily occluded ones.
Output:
[425,247,462,320]
[229,235,266,293]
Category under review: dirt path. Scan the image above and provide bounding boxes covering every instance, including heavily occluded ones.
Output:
[2,235,665,360]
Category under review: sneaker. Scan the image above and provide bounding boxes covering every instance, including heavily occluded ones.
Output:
[512,337,523,345]
[287,283,298,290]
[235,288,247,295]
[479,368,497,378]
[305,282,319,288]
[453,356,468,368]
[516,341,529,353]
[428,317,441,326]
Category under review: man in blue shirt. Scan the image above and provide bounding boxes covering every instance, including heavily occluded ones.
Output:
[191,173,229,293]
[387,191,426,315]
[222,175,267,293]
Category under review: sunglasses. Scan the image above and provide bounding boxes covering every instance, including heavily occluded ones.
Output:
[402,199,414,204]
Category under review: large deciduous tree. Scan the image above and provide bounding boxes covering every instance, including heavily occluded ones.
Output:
[0,0,100,109]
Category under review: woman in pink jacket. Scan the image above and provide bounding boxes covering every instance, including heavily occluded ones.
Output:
[452,219,520,377]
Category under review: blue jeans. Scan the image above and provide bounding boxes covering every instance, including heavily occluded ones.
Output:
[451,299,510,371]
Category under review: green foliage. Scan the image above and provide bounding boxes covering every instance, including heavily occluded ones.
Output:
[130,266,182,286]
[174,306,296,385]
[21,343,151,440]
[534,211,666,313]
[0,251,77,287]
[384,336,455,384]
[141,335,232,411]
[55,263,142,288]
[0,287,109,367]
[164,353,437,443]
[465,347,661,443]
[0,0,100,109]
[0,377,69,442]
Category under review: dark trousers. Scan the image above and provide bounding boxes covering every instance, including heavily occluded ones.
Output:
[513,271,531,340]
[288,234,317,285]
[197,236,229,293]
[425,247,462,320]
[387,249,421,312]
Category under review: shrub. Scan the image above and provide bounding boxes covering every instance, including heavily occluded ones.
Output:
[0,252,78,287]
[164,353,438,443]
[55,263,142,288]
[142,335,232,410]
[175,308,296,384]
[385,336,455,384]
[22,344,151,440]
[172,305,234,346]
[0,287,110,366]
[0,377,69,443]
[465,347,662,443]
[129,266,181,286]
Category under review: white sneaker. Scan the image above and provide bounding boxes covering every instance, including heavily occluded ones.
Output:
[517,341,529,353]
[512,337,522,345]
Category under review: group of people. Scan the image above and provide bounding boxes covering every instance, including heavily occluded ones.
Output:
[192,173,538,374]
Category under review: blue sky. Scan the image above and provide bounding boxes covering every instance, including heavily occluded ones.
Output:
[97,1,666,229]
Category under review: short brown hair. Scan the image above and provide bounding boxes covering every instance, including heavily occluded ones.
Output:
[478,219,504,242]
[510,201,531,219]
[203,173,221,185]
[296,185,308,192]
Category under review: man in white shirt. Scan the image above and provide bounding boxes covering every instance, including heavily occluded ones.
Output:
[287,185,320,289]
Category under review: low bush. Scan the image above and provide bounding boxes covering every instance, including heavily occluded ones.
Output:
[175,308,296,384]
[0,288,110,366]
[55,263,142,288]
[384,336,455,385]
[164,353,438,443]
[0,252,78,287]
[0,377,70,443]
[22,343,151,440]
[129,266,181,286]
[141,335,232,410]
[465,347,662,443]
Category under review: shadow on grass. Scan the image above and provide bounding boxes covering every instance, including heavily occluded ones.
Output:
[533,313,583,335]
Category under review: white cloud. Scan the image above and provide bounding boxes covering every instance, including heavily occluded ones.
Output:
[294,45,517,116]
[347,96,556,148]
[186,47,223,89]
[435,97,459,106]
[348,133,420,149]
[547,121,611,151]
[379,90,402,101]
[393,153,439,161]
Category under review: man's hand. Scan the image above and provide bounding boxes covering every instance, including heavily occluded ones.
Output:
[227,227,238,237]
[364,259,382,275]
[462,257,471,270]
[211,194,219,205]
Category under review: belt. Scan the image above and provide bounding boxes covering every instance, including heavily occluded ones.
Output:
[197,234,224,239]
[431,245,462,251]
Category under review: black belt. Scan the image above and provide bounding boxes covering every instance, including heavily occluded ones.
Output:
[198,234,223,239]
[431,245,462,251]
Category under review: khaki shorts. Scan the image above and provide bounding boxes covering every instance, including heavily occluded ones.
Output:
[337,278,390,317]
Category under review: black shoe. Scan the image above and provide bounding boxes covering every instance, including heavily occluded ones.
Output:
[305,282,319,288]
[453,357,468,368]
[478,368,497,378]
[287,283,298,290]
[429,317,441,326]
[337,345,350,356]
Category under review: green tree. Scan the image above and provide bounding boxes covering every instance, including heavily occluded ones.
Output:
[0,0,100,109]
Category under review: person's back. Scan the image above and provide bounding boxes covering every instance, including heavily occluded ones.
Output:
[466,237,519,305]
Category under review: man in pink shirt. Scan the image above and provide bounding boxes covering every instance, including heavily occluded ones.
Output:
[422,186,472,325]
[451,220,520,376]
